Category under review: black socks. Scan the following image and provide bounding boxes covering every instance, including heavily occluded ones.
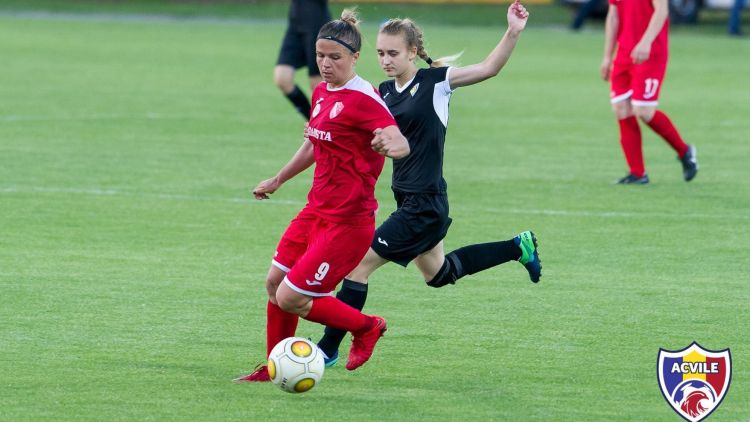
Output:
[285,85,311,120]
[445,239,521,279]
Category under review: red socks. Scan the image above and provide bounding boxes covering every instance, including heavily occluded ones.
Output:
[266,300,298,357]
[305,296,374,336]
[266,296,375,357]
[645,110,689,158]
[618,116,645,177]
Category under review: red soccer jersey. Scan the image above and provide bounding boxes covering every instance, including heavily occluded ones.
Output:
[610,0,669,58]
[305,75,396,222]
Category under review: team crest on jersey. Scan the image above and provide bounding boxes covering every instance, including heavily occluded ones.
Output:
[657,342,731,422]
[329,101,344,119]
[410,83,420,97]
[312,98,324,118]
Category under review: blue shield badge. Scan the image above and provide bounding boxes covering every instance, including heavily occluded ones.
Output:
[657,342,731,422]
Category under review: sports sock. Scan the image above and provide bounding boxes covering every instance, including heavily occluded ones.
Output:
[285,85,311,120]
[618,116,645,177]
[317,279,368,358]
[445,239,521,280]
[306,295,374,336]
[645,110,689,158]
[266,300,299,357]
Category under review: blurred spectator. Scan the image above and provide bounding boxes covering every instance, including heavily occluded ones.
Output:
[571,0,603,30]
[729,0,745,36]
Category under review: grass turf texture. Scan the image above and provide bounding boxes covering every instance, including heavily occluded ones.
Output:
[1,5,749,421]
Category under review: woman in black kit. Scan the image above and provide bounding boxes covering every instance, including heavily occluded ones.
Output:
[274,0,331,120]
[317,1,542,366]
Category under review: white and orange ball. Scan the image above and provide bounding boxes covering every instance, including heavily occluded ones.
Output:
[268,337,325,393]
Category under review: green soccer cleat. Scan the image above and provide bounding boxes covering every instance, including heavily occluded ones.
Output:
[514,231,542,283]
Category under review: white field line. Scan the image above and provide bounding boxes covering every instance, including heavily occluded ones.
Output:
[0,186,301,206]
[1,185,746,220]
[0,113,254,123]
[0,10,284,26]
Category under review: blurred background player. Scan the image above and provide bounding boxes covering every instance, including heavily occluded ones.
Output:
[729,0,745,36]
[570,0,604,31]
[274,0,331,120]
[235,10,410,382]
[316,1,541,367]
[601,0,698,184]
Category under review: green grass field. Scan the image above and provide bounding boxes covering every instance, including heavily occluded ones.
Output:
[1,3,749,421]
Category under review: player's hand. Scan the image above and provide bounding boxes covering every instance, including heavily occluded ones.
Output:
[600,57,612,81]
[631,41,651,64]
[371,128,410,159]
[252,176,281,200]
[507,0,529,33]
[371,129,391,156]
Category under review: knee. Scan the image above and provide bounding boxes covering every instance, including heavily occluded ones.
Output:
[425,260,456,288]
[611,101,633,120]
[275,295,297,314]
[633,106,655,122]
[347,267,370,284]
[273,70,294,94]
[265,275,283,302]
[275,290,309,316]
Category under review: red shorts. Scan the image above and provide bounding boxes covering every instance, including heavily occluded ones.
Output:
[610,53,667,106]
[272,206,374,296]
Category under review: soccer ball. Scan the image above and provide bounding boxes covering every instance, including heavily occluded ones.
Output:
[267,337,325,393]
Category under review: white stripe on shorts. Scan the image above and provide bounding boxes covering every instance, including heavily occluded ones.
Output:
[610,90,633,104]
[283,276,334,297]
[631,99,659,107]
[271,259,291,273]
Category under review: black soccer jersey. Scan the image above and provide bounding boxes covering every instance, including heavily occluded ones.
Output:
[379,67,453,194]
[288,0,330,31]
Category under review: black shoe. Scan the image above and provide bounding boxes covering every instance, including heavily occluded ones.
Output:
[615,173,650,185]
[680,144,698,182]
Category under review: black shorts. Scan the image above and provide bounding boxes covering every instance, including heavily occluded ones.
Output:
[371,190,452,267]
[276,25,323,76]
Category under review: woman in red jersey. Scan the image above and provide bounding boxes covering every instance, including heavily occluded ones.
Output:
[235,9,410,382]
[602,0,698,184]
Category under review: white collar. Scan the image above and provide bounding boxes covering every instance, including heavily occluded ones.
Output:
[394,72,417,93]
[327,74,358,91]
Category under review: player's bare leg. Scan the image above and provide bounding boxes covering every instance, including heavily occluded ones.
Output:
[413,241,446,281]
[274,64,311,119]
[348,248,390,284]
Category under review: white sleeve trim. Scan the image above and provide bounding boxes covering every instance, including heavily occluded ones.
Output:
[433,68,453,128]
[444,66,455,94]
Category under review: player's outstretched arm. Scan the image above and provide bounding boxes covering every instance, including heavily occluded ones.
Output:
[631,0,668,64]
[447,0,529,89]
[371,125,410,159]
[252,138,315,200]
[601,5,619,81]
